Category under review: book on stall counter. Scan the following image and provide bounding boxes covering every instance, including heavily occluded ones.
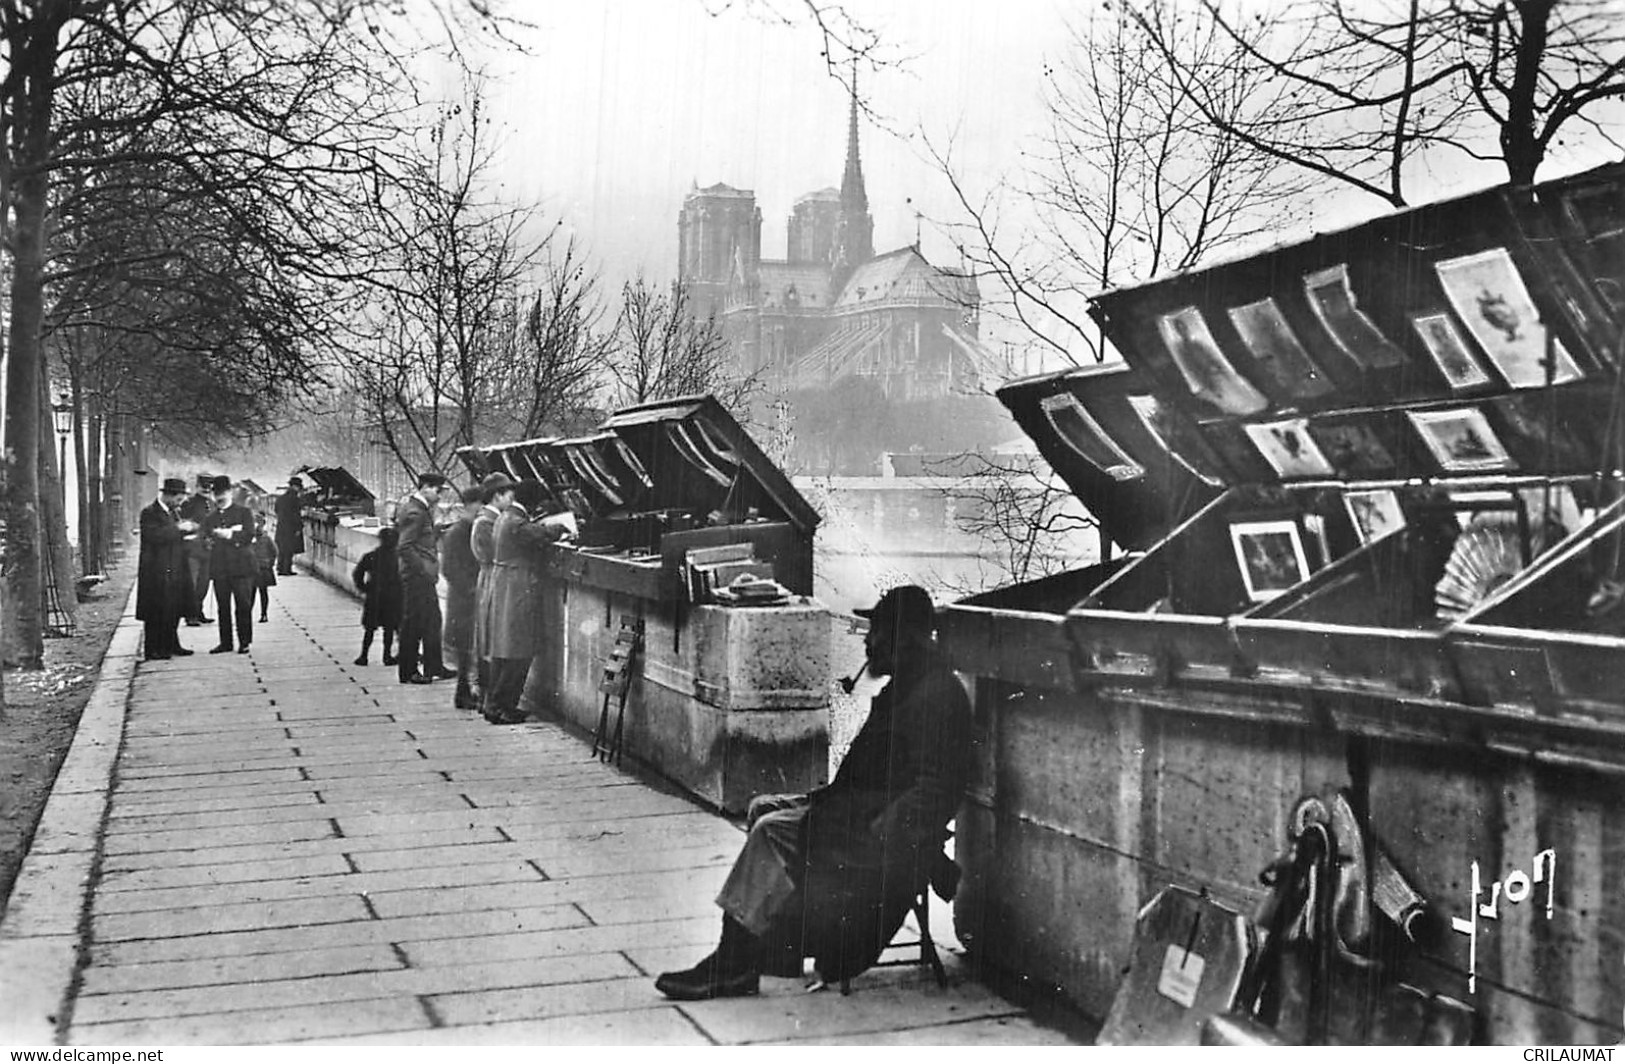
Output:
[540,511,579,537]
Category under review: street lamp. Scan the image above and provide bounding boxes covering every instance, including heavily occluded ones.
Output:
[51,395,72,502]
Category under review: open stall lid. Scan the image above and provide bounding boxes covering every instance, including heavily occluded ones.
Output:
[996,363,1225,551]
[295,465,375,504]
[601,394,819,536]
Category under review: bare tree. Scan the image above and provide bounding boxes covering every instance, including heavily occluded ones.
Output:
[924,10,1303,589]
[355,69,554,478]
[1131,0,1625,205]
[609,276,759,414]
[931,8,1308,365]
[0,0,494,667]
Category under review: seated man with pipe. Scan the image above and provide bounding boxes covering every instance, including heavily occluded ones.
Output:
[655,584,974,999]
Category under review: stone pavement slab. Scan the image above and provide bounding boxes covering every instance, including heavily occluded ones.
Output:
[0,561,1082,1046]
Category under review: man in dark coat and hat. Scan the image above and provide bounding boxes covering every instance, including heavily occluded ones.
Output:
[274,475,307,576]
[202,476,259,654]
[655,584,974,999]
[137,478,200,661]
[178,473,216,625]
[395,472,456,685]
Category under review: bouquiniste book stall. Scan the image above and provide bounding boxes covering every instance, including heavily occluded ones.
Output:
[940,161,1625,1044]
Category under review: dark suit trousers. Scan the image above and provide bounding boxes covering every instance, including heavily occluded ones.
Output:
[397,571,443,680]
[213,574,256,648]
[484,657,533,720]
[188,552,212,619]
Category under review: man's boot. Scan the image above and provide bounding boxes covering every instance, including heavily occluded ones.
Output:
[655,915,761,1000]
[354,630,373,668]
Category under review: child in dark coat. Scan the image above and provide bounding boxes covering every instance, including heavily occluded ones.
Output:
[353,526,403,666]
[252,514,278,623]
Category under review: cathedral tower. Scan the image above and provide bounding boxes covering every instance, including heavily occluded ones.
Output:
[677,183,762,319]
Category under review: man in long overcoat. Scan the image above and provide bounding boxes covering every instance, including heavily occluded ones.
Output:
[483,478,571,725]
[274,476,307,576]
[137,478,200,661]
[396,472,454,685]
[655,584,974,999]
[470,472,514,707]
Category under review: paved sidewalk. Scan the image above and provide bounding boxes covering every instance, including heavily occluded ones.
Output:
[0,569,1078,1046]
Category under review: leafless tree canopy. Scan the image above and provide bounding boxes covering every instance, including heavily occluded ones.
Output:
[609,277,755,414]
[932,9,1308,366]
[1131,0,1625,205]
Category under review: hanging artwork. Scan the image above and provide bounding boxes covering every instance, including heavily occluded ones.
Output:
[1307,420,1396,476]
[1412,312,1494,390]
[1040,393,1144,482]
[1434,248,1584,388]
[1407,407,1517,473]
[1228,297,1335,399]
[1303,265,1406,369]
[1126,394,1224,485]
[1244,418,1336,478]
[1155,306,1269,415]
[1343,489,1407,545]
[1230,519,1311,602]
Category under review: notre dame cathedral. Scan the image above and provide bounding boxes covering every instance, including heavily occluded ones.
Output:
[677,92,1009,473]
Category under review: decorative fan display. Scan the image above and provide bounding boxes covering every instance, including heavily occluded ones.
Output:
[1435,521,1527,619]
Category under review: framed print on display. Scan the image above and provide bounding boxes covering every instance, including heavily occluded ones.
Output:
[1343,489,1406,545]
[1155,306,1269,415]
[1040,393,1144,482]
[1243,418,1336,478]
[1230,519,1311,602]
[1303,264,1406,369]
[1412,312,1493,390]
[1433,248,1584,388]
[1407,407,1517,472]
[1227,297,1335,399]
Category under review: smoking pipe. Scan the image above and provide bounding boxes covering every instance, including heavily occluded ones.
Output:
[838,655,871,695]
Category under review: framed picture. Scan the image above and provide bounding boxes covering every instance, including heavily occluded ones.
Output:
[1227,297,1335,399]
[1040,393,1144,482]
[1303,264,1406,369]
[1243,418,1336,478]
[1434,248,1583,388]
[1411,311,1493,390]
[1343,489,1406,545]
[1230,519,1311,602]
[1155,306,1269,415]
[1126,394,1224,485]
[1307,420,1396,476]
[1406,407,1517,472]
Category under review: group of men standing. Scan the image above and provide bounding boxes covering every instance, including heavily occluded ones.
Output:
[390,471,572,725]
[137,474,282,660]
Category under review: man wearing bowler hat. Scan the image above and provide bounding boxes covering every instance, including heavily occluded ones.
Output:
[203,476,258,654]
[655,584,974,999]
[137,478,200,661]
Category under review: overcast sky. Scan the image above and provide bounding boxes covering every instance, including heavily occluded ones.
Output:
[463,0,1060,288]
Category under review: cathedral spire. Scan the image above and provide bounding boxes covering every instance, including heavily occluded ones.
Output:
[840,67,867,213]
[831,65,874,285]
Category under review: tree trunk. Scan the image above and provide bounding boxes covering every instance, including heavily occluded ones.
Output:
[87,398,106,576]
[1502,0,1553,186]
[38,371,78,633]
[2,1,68,669]
[70,359,91,575]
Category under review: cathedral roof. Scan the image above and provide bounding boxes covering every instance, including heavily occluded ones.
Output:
[794,187,840,206]
[686,182,754,201]
[754,261,833,308]
[833,247,977,308]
